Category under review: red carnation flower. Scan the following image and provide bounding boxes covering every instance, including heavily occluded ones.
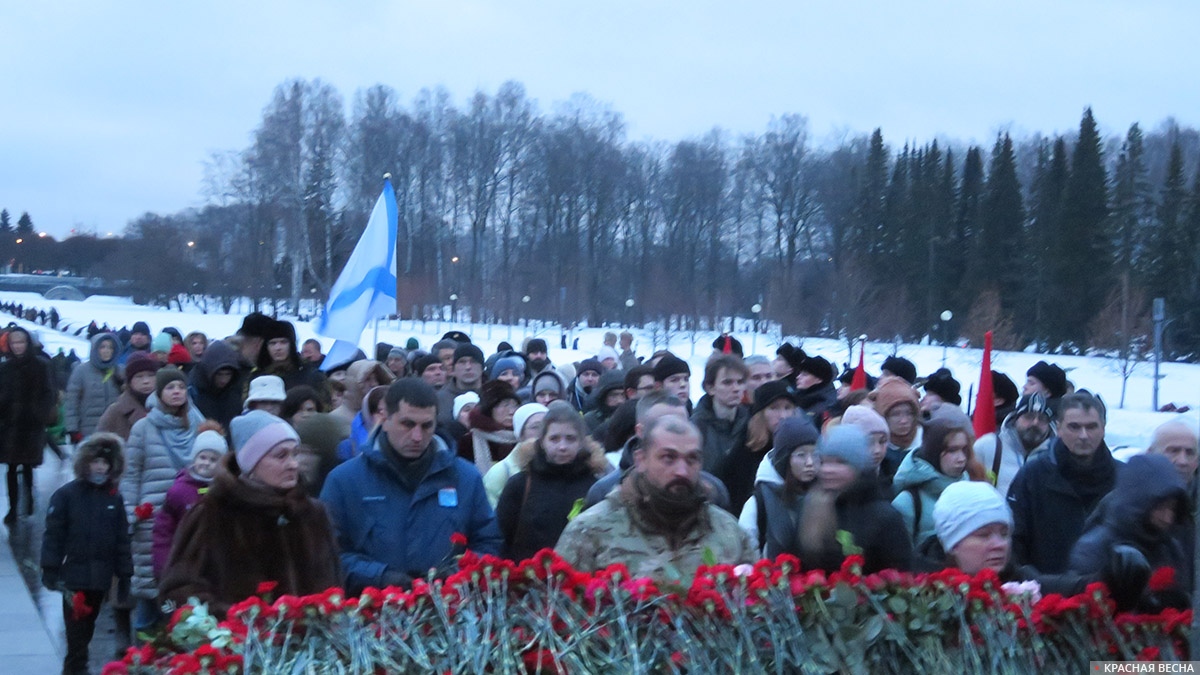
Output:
[134,502,153,521]
[71,592,93,620]
[256,580,279,595]
[1149,567,1176,592]
[449,532,467,547]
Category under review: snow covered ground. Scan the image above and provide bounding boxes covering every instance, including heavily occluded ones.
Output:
[3,289,1196,454]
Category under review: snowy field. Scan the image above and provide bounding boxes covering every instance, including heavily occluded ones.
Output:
[2,289,1197,454]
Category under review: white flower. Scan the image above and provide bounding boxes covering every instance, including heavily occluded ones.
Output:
[1000,580,1042,603]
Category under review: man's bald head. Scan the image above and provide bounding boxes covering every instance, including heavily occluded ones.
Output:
[1149,419,1200,484]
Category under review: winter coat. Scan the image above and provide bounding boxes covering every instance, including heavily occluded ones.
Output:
[119,402,205,599]
[151,469,209,578]
[41,435,132,592]
[0,333,56,466]
[96,389,151,441]
[891,452,967,546]
[721,435,772,519]
[795,380,838,425]
[63,333,122,436]
[765,476,913,574]
[585,435,732,512]
[436,379,477,428]
[973,415,1054,497]
[486,438,612,509]
[1069,454,1191,600]
[556,476,756,584]
[582,372,625,433]
[250,360,329,404]
[879,428,923,495]
[496,448,599,561]
[1008,438,1120,574]
[319,434,503,594]
[690,394,751,476]
[187,340,244,430]
[566,376,596,413]
[159,453,341,617]
[460,407,517,477]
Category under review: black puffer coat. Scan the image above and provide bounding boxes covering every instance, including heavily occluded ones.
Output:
[188,340,244,429]
[0,328,56,466]
[496,448,597,561]
[41,433,132,591]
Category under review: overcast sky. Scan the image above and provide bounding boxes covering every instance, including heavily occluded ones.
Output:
[2,1,1197,238]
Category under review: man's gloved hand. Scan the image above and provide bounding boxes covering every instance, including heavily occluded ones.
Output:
[42,568,64,592]
[380,569,413,589]
[1102,544,1151,611]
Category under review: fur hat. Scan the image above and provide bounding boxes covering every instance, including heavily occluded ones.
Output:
[750,380,797,417]
[869,375,920,417]
[477,380,520,417]
[245,375,287,405]
[1026,361,1068,398]
[230,410,299,474]
[798,355,835,383]
[453,392,480,419]
[124,352,161,381]
[74,432,125,482]
[817,425,872,474]
[841,405,888,437]
[934,481,1012,552]
[155,367,187,398]
[776,343,807,375]
[238,312,275,339]
[453,343,485,366]
[442,330,472,344]
[923,368,962,405]
[992,371,1019,408]
[712,335,744,356]
[651,354,690,382]
[881,356,917,384]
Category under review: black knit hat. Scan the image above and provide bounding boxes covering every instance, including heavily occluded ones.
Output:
[1026,361,1068,399]
[750,379,798,417]
[155,366,187,398]
[412,352,438,375]
[881,356,917,384]
[526,338,548,354]
[797,355,835,383]
[442,330,472,344]
[453,343,485,366]
[131,321,151,337]
[577,358,603,377]
[770,416,820,478]
[652,353,690,382]
[923,368,962,406]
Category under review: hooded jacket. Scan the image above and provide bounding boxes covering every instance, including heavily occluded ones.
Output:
[151,468,211,578]
[973,410,1055,497]
[1069,454,1190,600]
[64,332,122,437]
[319,432,503,594]
[690,394,751,476]
[789,476,913,574]
[1008,437,1120,574]
[890,451,966,546]
[582,371,626,433]
[96,388,153,442]
[41,433,132,591]
[159,453,340,617]
[188,340,244,429]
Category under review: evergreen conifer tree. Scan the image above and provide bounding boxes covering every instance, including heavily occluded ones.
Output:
[972,134,1025,317]
[16,212,34,235]
[0,209,10,233]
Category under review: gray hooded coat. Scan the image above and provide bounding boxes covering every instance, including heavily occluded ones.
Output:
[64,332,122,437]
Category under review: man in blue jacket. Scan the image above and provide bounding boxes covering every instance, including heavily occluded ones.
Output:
[320,377,502,594]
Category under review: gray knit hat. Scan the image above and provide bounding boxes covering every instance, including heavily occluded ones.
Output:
[816,425,872,474]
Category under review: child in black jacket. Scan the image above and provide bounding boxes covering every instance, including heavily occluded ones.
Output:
[42,433,133,675]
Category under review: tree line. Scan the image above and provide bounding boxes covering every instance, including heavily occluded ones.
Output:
[9,79,1200,359]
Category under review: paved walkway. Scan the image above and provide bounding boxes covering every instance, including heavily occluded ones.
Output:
[0,520,60,672]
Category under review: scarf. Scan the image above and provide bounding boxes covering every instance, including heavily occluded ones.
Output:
[472,427,517,476]
[1053,439,1116,503]
[382,435,436,493]
[623,471,710,549]
[147,404,203,472]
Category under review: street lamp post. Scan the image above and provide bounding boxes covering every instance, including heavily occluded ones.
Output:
[940,310,953,367]
[751,303,762,354]
[625,298,635,328]
[449,294,458,325]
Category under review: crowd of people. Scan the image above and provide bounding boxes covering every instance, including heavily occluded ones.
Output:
[3,312,1195,674]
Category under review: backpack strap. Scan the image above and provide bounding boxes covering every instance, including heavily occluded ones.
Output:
[754,486,768,552]
[512,472,535,551]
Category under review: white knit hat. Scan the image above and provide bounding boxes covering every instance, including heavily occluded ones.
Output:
[513,403,549,439]
[933,481,1013,552]
[453,391,480,419]
[191,430,228,459]
[841,405,888,437]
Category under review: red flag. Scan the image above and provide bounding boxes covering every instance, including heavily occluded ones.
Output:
[972,331,996,439]
[850,342,868,391]
[722,336,732,354]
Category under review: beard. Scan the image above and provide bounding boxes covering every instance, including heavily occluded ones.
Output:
[1016,425,1048,450]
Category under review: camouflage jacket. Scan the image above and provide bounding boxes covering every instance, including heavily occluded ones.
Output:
[555,486,756,585]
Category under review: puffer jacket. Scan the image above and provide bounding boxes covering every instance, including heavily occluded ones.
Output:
[891,451,966,546]
[41,434,132,592]
[64,332,123,437]
[119,402,205,599]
